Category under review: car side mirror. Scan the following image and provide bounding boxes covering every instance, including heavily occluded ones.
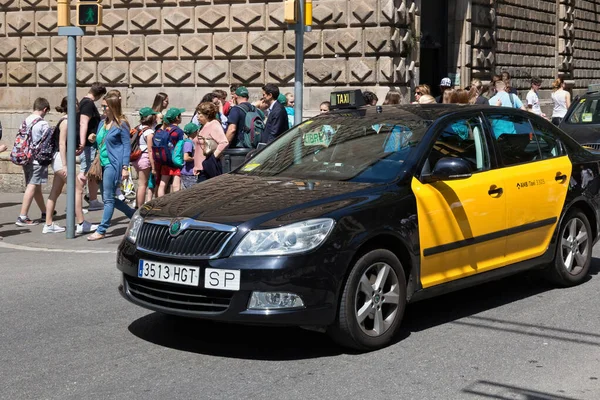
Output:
[422,157,472,183]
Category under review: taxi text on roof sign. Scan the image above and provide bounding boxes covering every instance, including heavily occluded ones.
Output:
[330,90,365,110]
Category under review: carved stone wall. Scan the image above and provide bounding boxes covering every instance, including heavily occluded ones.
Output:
[494,0,558,93]
[571,0,600,90]
[0,0,419,114]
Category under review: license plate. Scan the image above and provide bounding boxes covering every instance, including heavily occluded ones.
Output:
[138,259,200,286]
[204,268,241,291]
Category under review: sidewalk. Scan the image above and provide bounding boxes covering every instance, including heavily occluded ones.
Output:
[0,193,129,253]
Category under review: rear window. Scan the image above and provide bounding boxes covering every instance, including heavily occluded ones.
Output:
[568,96,600,124]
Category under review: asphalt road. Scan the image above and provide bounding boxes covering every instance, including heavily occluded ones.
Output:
[2,244,600,400]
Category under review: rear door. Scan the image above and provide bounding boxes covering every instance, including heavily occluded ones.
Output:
[412,114,507,288]
[485,112,572,264]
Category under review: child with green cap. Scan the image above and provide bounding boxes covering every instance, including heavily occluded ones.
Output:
[131,107,157,208]
[180,122,199,189]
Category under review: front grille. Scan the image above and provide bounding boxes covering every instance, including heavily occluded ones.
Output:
[125,275,233,313]
[137,223,233,258]
[583,143,600,150]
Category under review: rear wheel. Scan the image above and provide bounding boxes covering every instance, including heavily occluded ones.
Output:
[547,209,592,287]
[328,249,407,351]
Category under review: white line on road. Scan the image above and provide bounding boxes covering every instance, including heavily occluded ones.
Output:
[0,241,116,254]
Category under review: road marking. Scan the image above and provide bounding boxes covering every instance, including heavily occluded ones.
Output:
[0,241,116,254]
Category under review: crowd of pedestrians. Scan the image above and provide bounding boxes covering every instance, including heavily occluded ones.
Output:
[407,72,571,126]
[3,82,292,240]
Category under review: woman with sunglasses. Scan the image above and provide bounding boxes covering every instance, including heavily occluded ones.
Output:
[413,84,431,104]
[87,92,135,241]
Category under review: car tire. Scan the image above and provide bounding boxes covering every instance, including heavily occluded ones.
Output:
[328,249,407,351]
[547,209,592,287]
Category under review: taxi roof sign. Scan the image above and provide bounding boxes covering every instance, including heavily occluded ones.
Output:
[330,90,365,110]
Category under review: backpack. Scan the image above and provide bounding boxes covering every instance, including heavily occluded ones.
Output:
[130,126,150,161]
[151,126,175,166]
[235,103,265,148]
[172,139,192,168]
[10,117,42,166]
[32,122,57,166]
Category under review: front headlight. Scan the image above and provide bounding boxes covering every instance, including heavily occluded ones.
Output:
[125,209,144,244]
[233,218,335,256]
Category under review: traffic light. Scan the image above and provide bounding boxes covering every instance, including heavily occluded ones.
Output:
[76,1,103,27]
[284,0,297,24]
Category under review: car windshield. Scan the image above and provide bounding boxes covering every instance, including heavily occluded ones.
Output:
[568,96,600,124]
[236,113,432,183]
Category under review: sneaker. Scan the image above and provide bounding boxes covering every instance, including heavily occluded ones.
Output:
[76,220,98,234]
[16,217,39,227]
[88,200,104,211]
[42,223,66,234]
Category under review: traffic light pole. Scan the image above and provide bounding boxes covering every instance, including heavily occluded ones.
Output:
[293,1,305,125]
[58,26,85,239]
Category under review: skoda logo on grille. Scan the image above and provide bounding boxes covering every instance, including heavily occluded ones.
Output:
[169,219,183,237]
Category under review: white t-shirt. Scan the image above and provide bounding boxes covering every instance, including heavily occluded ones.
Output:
[526,90,542,115]
[136,124,154,152]
[25,114,50,165]
[552,90,569,118]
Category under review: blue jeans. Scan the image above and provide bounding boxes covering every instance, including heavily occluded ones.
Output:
[98,165,135,235]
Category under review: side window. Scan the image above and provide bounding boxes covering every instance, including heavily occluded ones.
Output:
[424,116,490,174]
[529,121,564,159]
[487,114,541,166]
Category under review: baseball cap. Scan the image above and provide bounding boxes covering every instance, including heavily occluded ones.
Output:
[183,122,200,135]
[138,107,158,118]
[440,77,452,87]
[235,86,249,97]
[163,107,185,123]
[277,93,287,105]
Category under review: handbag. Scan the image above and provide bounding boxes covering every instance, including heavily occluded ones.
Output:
[87,132,107,181]
[200,136,218,157]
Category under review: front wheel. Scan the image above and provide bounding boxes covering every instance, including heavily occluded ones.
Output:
[328,249,407,351]
[547,209,592,287]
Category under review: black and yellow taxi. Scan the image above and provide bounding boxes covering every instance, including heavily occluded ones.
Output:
[118,90,600,351]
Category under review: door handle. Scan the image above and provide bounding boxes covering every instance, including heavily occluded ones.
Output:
[555,173,567,182]
[488,186,503,196]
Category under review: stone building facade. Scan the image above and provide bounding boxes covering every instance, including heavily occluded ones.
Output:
[1,0,600,191]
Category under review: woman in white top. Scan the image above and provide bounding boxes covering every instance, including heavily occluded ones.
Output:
[551,78,571,126]
[131,107,156,209]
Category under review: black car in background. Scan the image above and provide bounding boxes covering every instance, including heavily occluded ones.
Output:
[559,84,600,148]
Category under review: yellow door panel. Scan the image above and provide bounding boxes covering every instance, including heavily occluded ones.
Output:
[412,171,507,288]
[503,155,572,263]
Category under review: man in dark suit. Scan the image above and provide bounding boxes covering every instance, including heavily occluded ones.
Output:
[261,83,289,143]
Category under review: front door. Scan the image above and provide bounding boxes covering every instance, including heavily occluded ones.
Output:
[412,115,507,288]
[486,113,572,264]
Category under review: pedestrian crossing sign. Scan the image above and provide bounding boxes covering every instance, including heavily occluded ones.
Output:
[76,3,103,27]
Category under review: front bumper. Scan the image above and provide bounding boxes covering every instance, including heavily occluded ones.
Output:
[117,240,352,326]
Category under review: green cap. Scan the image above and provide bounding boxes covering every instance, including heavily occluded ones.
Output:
[278,93,287,105]
[235,86,249,98]
[163,107,185,123]
[183,122,200,135]
[139,107,158,118]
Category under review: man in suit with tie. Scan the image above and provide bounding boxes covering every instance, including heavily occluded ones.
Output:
[261,83,289,143]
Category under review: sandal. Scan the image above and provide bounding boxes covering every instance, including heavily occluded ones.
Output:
[87,232,105,241]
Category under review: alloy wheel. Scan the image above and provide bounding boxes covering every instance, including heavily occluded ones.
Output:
[560,217,589,275]
[354,262,401,337]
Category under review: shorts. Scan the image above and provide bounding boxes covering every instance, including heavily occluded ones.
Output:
[160,164,181,176]
[52,152,63,173]
[180,174,197,189]
[133,152,151,171]
[80,146,97,173]
[23,162,48,185]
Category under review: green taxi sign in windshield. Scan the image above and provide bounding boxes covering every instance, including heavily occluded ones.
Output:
[330,90,365,110]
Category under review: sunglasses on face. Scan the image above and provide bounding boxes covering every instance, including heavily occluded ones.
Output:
[101,105,108,109]
[416,92,422,95]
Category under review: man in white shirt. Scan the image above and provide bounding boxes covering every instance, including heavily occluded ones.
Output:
[16,98,52,227]
[526,77,546,118]
[489,80,527,110]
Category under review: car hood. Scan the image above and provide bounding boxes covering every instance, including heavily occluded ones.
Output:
[560,123,600,145]
[141,173,379,227]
